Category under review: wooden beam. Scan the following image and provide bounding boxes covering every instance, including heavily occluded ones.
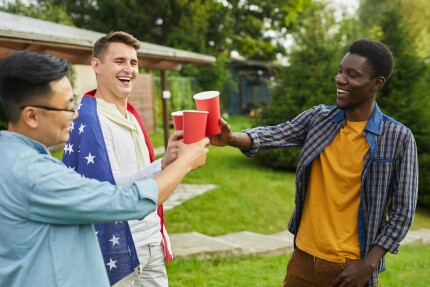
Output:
[24,44,48,53]
[138,57,182,71]
[44,49,92,65]
[0,36,213,69]
[160,70,169,148]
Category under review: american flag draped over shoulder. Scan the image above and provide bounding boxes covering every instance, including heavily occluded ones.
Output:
[124,95,174,264]
[62,94,139,286]
[63,90,173,285]
[124,93,173,263]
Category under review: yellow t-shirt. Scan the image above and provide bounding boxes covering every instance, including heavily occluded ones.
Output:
[296,120,369,263]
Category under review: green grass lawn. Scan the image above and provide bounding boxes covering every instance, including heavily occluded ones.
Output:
[167,254,290,287]
[164,144,295,235]
[166,244,430,287]
[378,244,430,286]
[157,115,294,235]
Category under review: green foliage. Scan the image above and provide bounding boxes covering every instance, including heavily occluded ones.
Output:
[359,0,430,59]
[180,54,236,112]
[44,0,312,61]
[36,0,230,109]
[379,13,430,207]
[359,2,430,206]
[151,58,234,131]
[252,1,357,170]
[0,0,73,25]
[35,0,313,101]
[152,73,200,125]
[50,148,64,160]
[48,0,227,55]
[250,0,430,207]
[227,0,313,60]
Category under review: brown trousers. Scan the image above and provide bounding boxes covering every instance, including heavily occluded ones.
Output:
[283,248,370,287]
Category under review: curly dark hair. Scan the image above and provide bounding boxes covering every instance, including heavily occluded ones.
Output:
[348,39,394,80]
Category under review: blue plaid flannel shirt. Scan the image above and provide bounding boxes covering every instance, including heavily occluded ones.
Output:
[243,103,418,287]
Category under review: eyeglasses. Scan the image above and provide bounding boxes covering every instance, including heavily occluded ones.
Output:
[20,100,78,119]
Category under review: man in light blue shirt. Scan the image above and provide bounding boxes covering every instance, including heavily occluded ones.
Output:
[0,51,209,287]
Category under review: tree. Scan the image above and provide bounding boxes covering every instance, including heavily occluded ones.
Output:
[44,0,227,55]
[359,0,430,59]
[252,1,360,169]
[0,0,73,25]
[44,0,312,61]
[226,0,312,61]
[37,0,313,113]
[361,2,430,207]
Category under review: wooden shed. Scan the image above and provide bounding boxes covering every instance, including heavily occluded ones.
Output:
[0,11,215,145]
[228,58,278,116]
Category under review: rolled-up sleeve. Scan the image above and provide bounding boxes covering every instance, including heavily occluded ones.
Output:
[374,132,418,253]
[241,107,318,157]
[21,155,158,225]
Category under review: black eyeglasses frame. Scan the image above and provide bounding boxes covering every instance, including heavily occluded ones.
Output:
[20,104,76,114]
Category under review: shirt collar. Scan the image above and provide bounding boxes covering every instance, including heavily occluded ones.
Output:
[0,130,50,154]
[330,103,383,135]
[331,108,346,123]
[365,103,383,135]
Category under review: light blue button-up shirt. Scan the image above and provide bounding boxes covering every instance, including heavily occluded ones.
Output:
[0,131,159,287]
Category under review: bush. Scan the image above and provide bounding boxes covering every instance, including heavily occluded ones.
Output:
[377,7,430,207]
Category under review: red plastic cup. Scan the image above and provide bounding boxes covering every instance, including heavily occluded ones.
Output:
[171,111,184,131]
[182,110,208,144]
[193,91,221,136]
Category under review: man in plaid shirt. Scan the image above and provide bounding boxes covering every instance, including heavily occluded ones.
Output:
[210,39,418,287]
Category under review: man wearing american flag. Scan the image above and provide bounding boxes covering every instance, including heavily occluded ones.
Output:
[0,51,208,287]
[63,31,178,286]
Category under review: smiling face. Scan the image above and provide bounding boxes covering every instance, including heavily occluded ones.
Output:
[335,52,384,121]
[92,42,139,104]
[34,76,77,147]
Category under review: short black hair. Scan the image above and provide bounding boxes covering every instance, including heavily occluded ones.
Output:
[348,39,394,80]
[0,51,70,123]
